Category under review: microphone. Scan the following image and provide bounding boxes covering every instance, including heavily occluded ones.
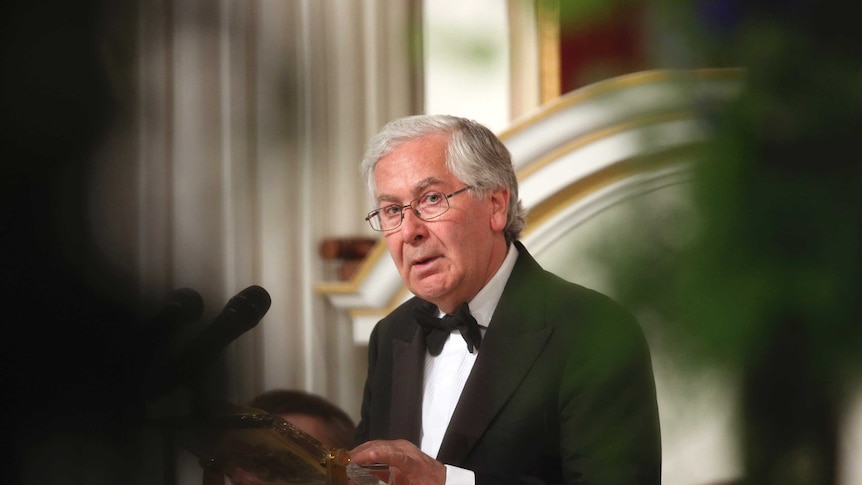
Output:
[143,285,271,399]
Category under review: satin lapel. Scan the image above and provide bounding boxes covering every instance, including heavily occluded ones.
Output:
[436,243,553,463]
[436,314,552,463]
[388,321,426,445]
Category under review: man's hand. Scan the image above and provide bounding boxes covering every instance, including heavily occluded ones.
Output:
[350,439,447,485]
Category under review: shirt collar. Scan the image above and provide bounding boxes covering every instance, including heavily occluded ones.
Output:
[462,243,519,328]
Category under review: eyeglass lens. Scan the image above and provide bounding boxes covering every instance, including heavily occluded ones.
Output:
[366,186,470,231]
[376,192,447,230]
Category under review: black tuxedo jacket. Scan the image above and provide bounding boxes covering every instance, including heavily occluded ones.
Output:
[355,242,661,484]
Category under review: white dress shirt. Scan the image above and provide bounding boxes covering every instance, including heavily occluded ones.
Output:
[420,244,519,485]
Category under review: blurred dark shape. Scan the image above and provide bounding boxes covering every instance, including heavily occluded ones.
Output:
[0,1,160,484]
[142,288,205,363]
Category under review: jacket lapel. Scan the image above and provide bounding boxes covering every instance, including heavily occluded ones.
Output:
[436,243,554,464]
[387,310,427,445]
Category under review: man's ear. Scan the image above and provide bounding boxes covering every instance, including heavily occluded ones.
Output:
[489,188,510,232]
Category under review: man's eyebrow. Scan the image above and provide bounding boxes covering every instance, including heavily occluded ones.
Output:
[375,195,399,205]
[413,177,442,194]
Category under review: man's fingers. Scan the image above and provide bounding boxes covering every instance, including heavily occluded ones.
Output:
[350,440,446,485]
[351,439,412,465]
[350,441,426,473]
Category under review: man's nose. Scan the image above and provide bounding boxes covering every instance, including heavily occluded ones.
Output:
[399,206,426,240]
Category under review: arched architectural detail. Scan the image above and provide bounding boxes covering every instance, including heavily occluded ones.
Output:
[317,68,744,343]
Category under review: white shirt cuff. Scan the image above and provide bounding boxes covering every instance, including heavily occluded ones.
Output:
[444,464,475,485]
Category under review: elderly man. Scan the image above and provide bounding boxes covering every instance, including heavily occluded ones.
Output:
[350,114,661,485]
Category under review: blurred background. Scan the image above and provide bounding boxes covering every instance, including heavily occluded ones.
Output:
[1,0,859,484]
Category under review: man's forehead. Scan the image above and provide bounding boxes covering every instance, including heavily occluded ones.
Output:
[373,134,458,195]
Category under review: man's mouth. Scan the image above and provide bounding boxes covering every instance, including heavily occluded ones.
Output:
[412,256,437,266]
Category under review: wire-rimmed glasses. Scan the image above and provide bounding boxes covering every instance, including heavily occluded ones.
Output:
[365,186,472,232]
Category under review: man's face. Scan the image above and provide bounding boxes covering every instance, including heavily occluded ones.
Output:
[373,133,509,313]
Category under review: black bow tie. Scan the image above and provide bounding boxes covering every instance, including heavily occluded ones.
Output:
[413,302,483,356]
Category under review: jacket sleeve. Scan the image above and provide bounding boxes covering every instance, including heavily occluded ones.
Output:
[354,321,382,445]
[557,302,662,484]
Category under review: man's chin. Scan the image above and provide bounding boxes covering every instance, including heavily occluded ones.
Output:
[407,271,456,302]
[408,285,443,304]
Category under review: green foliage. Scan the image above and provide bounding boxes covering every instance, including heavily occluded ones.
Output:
[600,0,862,379]
[593,1,861,482]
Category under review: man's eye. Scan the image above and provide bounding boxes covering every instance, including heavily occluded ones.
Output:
[423,193,443,205]
[381,205,402,217]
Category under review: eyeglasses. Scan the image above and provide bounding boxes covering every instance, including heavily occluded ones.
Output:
[365,186,472,232]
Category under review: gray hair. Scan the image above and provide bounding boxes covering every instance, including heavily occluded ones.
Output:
[360,114,526,243]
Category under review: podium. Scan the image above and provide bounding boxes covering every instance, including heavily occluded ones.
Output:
[176,406,383,485]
